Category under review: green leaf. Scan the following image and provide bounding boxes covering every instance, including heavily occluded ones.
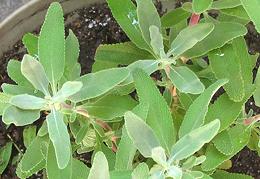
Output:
[209,37,252,102]
[168,23,214,57]
[3,105,40,126]
[88,151,110,179]
[115,104,149,171]
[132,163,149,179]
[161,7,191,28]
[82,95,137,121]
[170,119,220,162]
[115,126,136,171]
[220,6,249,20]
[10,94,47,110]
[46,109,71,169]
[211,0,241,10]
[149,25,165,58]
[1,83,38,96]
[70,68,129,102]
[168,65,205,95]
[240,0,260,33]
[53,81,83,102]
[22,33,38,56]
[124,111,160,158]
[63,30,80,81]
[71,159,90,179]
[46,141,72,179]
[205,86,255,132]
[7,60,32,87]
[107,0,149,51]
[201,125,251,171]
[0,92,11,115]
[21,54,50,96]
[17,136,47,178]
[184,22,247,58]
[254,69,260,106]
[212,170,253,179]
[23,125,37,148]
[179,79,227,138]
[93,42,152,72]
[212,130,234,155]
[136,0,161,45]
[39,2,65,87]
[0,142,12,174]
[133,69,175,154]
[192,0,213,13]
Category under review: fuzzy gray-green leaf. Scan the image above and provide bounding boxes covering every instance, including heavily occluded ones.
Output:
[184,22,247,58]
[168,65,205,95]
[3,105,40,126]
[46,109,71,169]
[168,23,214,57]
[21,54,49,96]
[10,94,47,110]
[125,111,160,158]
[88,152,110,179]
[70,68,129,102]
[170,119,220,162]
[39,2,65,87]
[178,79,227,138]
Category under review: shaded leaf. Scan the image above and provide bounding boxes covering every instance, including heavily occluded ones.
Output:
[83,94,137,121]
[212,130,234,155]
[0,142,12,174]
[161,7,191,28]
[211,0,241,10]
[22,33,38,56]
[192,0,213,13]
[23,125,37,148]
[93,42,152,72]
[212,170,253,179]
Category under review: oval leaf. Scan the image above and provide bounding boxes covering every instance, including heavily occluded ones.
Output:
[192,0,213,13]
[21,54,50,96]
[168,66,205,94]
[3,105,40,126]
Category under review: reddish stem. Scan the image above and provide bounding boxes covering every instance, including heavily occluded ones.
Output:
[189,13,200,26]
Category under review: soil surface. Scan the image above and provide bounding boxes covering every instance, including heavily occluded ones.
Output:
[0,2,260,179]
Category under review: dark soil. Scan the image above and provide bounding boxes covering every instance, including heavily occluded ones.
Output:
[0,2,259,179]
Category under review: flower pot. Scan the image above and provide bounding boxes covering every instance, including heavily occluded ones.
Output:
[0,0,105,58]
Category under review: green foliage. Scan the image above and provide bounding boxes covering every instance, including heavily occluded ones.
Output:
[1,0,260,178]
[0,142,12,174]
[192,0,213,13]
[240,0,260,33]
